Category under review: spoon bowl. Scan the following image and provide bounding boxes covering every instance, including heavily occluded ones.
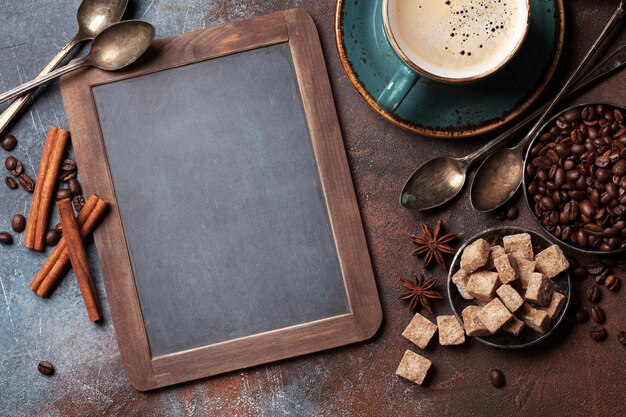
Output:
[470,147,524,212]
[88,20,156,71]
[77,0,128,39]
[401,157,467,210]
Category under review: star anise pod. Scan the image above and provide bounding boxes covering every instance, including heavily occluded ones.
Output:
[399,274,442,313]
[409,219,457,270]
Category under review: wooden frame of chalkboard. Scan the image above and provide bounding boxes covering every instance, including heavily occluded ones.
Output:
[60,9,381,390]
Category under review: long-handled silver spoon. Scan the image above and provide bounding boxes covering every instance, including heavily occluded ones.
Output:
[470,0,626,212]
[0,0,128,136]
[400,42,626,211]
[0,21,155,105]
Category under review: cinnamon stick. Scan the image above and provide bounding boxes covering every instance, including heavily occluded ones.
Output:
[24,127,69,251]
[29,195,99,293]
[57,198,101,322]
[31,195,109,298]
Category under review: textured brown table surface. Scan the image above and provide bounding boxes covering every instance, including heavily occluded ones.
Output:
[0,1,624,416]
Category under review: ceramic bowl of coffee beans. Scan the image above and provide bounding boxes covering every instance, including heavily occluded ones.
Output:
[523,103,626,255]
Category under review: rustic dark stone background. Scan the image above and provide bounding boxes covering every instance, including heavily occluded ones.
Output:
[0,0,624,416]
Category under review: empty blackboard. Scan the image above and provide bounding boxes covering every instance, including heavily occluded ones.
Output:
[61,9,381,390]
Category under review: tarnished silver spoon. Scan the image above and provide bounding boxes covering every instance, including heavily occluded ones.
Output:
[470,0,626,212]
[400,42,626,211]
[0,0,128,136]
[0,21,155,104]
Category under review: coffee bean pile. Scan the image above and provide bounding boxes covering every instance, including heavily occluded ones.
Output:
[526,104,626,252]
[2,133,84,247]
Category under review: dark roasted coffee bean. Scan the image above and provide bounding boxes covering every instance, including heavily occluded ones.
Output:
[5,155,17,171]
[67,178,82,196]
[54,223,63,235]
[595,155,610,167]
[505,206,519,220]
[11,214,26,233]
[576,308,589,323]
[596,168,612,182]
[613,159,626,176]
[45,229,60,247]
[18,174,35,193]
[583,224,603,237]
[619,331,626,346]
[586,285,601,303]
[586,263,606,275]
[73,195,85,212]
[582,106,595,121]
[591,306,605,323]
[590,325,607,341]
[0,231,13,245]
[579,200,595,217]
[5,176,17,189]
[10,160,23,177]
[489,370,505,388]
[563,108,581,122]
[56,188,72,201]
[0,134,18,151]
[533,156,552,170]
[594,269,610,284]
[37,361,54,376]
[60,171,76,182]
[614,109,624,123]
[604,275,620,292]
[61,159,77,172]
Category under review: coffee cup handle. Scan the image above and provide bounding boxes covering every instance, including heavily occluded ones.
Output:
[376,65,420,114]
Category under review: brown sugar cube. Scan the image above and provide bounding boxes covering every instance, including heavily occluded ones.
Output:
[437,315,465,345]
[525,272,554,307]
[466,270,500,302]
[502,316,525,336]
[534,244,570,279]
[396,350,432,385]
[515,257,536,289]
[494,254,519,284]
[478,298,513,334]
[518,303,550,334]
[503,233,534,261]
[402,312,438,349]
[451,269,474,300]
[540,291,566,320]
[496,284,524,313]
[460,238,491,273]
[461,305,490,337]
[485,245,506,269]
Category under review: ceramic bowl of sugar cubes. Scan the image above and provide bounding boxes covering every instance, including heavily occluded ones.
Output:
[447,227,571,349]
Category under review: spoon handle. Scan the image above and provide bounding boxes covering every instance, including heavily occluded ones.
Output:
[462,42,626,165]
[517,0,626,150]
[0,58,87,105]
[0,35,83,137]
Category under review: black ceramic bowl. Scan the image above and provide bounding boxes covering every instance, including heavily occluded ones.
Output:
[522,102,626,256]
[447,227,571,349]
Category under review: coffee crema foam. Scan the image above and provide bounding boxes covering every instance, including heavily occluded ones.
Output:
[389,0,529,80]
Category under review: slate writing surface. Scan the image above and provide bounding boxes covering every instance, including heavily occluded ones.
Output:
[92,43,349,357]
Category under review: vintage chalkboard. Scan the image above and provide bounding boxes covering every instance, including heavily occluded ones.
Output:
[60,9,381,390]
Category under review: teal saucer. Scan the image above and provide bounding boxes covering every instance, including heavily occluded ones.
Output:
[335,0,565,138]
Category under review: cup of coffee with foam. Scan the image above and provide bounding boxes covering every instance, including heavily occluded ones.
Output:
[379,0,531,113]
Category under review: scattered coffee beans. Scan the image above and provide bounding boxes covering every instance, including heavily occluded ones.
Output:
[526,104,626,252]
[61,159,76,172]
[60,171,76,182]
[586,285,602,303]
[73,195,85,212]
[5,176,17,189]
[587,263,606,275]
[11,214,26,233]
[591,306,605,323]
[18,174,35,193]
[56,188,72,201]
[604,275,620,292]
[0,231,13,245]
[10,160,23,177]
[489,369,505,388]
[590,325,607,341]
[506,206,519,220]
[37,361,54,376]
[619,330,626,346]
[45,229,60,247]
[575,308,589,323]
[5,155,17,171]
[1,134,17,151]
[54,223,62,235]
[68,178,82,196]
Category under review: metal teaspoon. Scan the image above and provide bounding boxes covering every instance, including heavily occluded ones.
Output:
[0,0,128,136]
[470,0,626,212]
[0,21,155,104]
[400,42,626,211]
